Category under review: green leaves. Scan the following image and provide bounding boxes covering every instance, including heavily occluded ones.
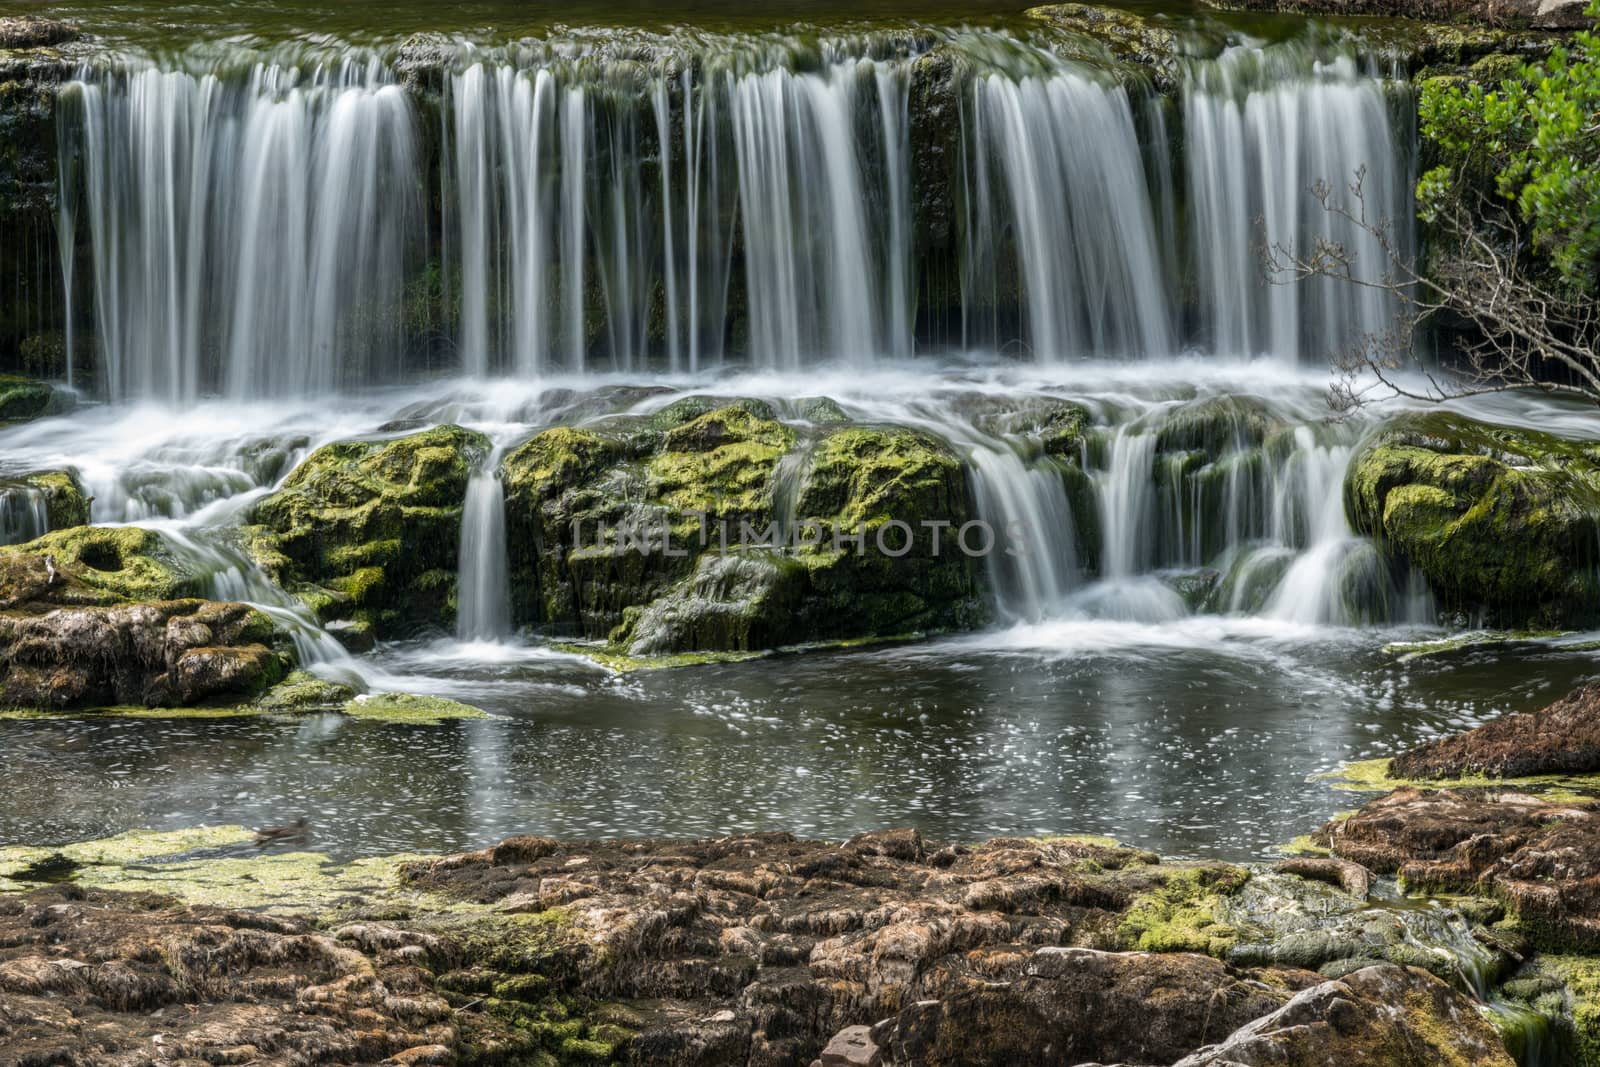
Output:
[1418,2,1600,291]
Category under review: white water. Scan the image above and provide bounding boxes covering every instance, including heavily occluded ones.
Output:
[1184,50,1408,360]
[0,486,50,546]
[456,444,512,642]
[55,32,1410,397]
[61,60,420,402]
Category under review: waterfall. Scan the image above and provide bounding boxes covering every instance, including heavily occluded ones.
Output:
[56,33,1411,392]
[966,445,1080,622]
[456,448,511,642]
[962,70,1174,359]
[62,59,420,402]
[1184,50,1408,361]
[1097,425,1164,580]
[0,486,50,546]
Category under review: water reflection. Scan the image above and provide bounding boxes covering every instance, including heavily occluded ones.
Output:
[4,631,1594,859]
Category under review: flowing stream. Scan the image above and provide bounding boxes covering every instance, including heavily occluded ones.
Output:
[1,11,1591,952]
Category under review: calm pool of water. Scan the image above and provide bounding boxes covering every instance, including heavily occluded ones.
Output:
[4,624,1594,860]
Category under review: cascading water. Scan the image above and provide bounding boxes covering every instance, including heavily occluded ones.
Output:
[961,70,1173,358]
[1183,49,1409,360]
[59,58,420,402]
[0,486,50,546]
[55,30,1411,394]
[456,445,512,642]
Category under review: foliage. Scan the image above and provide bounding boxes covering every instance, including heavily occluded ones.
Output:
[1275,3,1600,407]
[1418,4,1600,290]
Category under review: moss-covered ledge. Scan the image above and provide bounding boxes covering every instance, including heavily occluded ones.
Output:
[1345,410,1600,628]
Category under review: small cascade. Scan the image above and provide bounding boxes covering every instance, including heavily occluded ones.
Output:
[158,522,373,687]
[0,486,50,546]
[964,443,1080,622]
[1183,49,1408,361]
[1096,425,1160,580]
[456,446,512,642]
[962,69,1174,358]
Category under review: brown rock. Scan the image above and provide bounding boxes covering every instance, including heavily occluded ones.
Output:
[1273,857,1374,898]
[873,946,1304,1066]
[0,15,80,49]
[815,1024,881,1067]
[0,599,285,708]
[1172,964,1514,1066]
[1324,786,1600,948]
[1391,682,1600,780]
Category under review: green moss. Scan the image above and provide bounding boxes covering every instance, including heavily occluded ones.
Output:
[342,691,489,725]
[0,374,56,422]
[0,525,197,603]
[252,425,488,637]
[1346,411,1600,629]
[553,641,762,672]
[502,427,622,498]
[1117,864,1250,956]
[255,670,356,712]
[1321,757,1600,803]
[1381,629,1583,662]
[1544,955,1600,1067]
[1155,394,1284,457]
[20,469,89,529]
[648,406,794,523]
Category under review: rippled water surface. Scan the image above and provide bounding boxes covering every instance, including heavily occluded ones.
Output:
[2,366,1596,861]
[5,621,1596,860]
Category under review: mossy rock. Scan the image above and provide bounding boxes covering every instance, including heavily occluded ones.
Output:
[251,425,489,637]
[1154,395,1286,458]
[502,410,985,654]
[22,469,90,529]
[1345,411,1600,628]
[788,425,986,640]
[621,549,809,655]
[255,670,357,712]
[343,691,488,725]
[1117,863,1251,956]
[1026,4,1182,81]
[0,374,69,422]
[0,525,197,606]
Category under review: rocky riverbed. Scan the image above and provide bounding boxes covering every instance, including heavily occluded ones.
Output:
[7,683,1600,1066]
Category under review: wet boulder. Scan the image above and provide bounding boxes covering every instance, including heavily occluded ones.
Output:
[501,402,985,655]
[0,375,72,422]
[250,424,489,637]
[1321,785,1600,950]
[1345,411,1600,629]
[1172,963,1514,1067]
[0,598,286,708]
[0,469,89,545]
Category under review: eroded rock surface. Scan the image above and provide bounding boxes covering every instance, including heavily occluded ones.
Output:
[1392,681,1600,779]
[0,828,1542,1066]
[1321,786,1600,949]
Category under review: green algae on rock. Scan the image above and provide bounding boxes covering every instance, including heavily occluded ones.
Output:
[1346,410,1600,629]
[251,424,489,637]
[1118,862,1252,955]
[0,524,198,606]
[343,691,489,724]
[1319,755,1600,803]
[502,403,985,657]
[0,373,69,422]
